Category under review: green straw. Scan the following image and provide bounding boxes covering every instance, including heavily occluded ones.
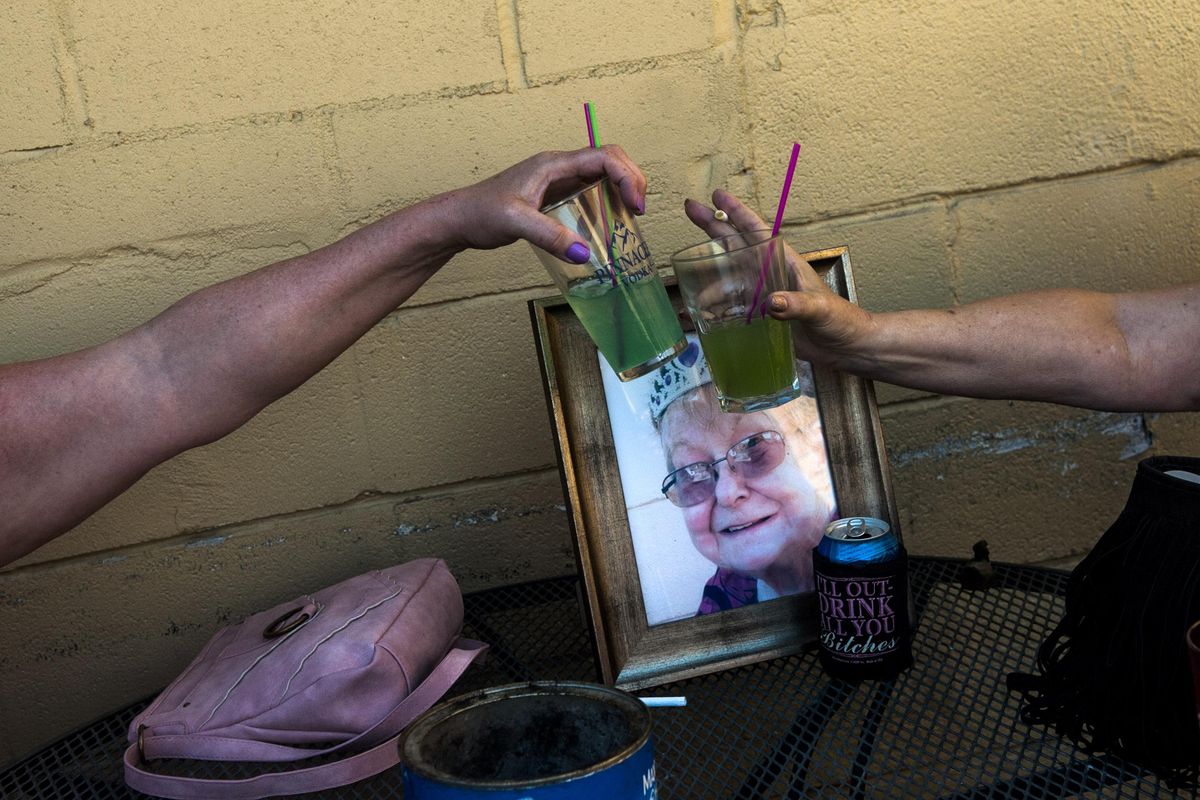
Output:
[583,101,631,367]
[584,102,620,286]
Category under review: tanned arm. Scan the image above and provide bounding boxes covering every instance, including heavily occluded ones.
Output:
[0,146,648,566]
[685,189,1200,412]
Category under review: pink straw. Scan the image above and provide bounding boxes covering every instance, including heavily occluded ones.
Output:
[746,141,801,321]
[584,102,619,286]
[583,101,599,148]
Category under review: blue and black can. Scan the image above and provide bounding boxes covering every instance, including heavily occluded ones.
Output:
[401,682,657,799]
[812,517,911,681]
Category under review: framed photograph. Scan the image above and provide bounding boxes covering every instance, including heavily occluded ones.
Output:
[529,246,901,689]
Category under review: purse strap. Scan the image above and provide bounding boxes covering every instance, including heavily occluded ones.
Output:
[123,637,487,799]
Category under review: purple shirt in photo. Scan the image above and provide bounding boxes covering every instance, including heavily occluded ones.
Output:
[697,568,758,616]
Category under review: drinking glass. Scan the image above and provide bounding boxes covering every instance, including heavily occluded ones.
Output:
[531,179,685,381]
[670,229,802,412]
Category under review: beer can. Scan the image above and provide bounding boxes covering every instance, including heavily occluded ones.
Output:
[812,517,912,681]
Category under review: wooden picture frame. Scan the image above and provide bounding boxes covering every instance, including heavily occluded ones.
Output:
[529,246,901,689]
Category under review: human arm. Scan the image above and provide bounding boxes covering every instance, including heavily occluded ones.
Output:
[0,146,647,567]
[685,190,1200,412]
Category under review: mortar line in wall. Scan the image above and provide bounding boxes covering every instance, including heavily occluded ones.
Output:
[522,48,718,88]
[771,151,1200,229]
[0,247,554,313]
[1,239,314,287]
[316,108,353,222]
[738,0,792,210]
[382,280,559,317]
[721,0,759,206]
[26,43,712,149]
[945,198,964,306]
[1,145,68,161]
[0,465,566,579]
[20,41,703,147]
[495,0,529,91]
[58,81,511,150]
[47,0,92,137]
[877,394,969,417]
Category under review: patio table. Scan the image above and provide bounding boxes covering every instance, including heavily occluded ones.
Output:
[1,557,1187,799]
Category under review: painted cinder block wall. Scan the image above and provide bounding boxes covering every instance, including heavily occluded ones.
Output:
[2,0,1197,762]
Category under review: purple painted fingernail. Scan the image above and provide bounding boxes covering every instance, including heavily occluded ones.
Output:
[636,197,646,214]
[566,242,591,264]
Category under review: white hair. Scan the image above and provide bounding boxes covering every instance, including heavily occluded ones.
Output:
[657,377,836,508]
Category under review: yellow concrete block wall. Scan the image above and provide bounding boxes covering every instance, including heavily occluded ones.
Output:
[1,0,1197,762]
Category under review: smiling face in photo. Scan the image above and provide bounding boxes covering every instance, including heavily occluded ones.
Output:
[660,386,832,591]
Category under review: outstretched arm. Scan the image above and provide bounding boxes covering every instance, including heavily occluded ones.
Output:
[685,189,1200,412]
[0,146,647,567]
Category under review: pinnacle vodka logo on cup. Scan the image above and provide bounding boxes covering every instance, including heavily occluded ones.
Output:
[530,178,685,382]
[587,220,653,286]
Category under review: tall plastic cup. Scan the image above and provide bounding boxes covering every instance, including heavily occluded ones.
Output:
[670,229,802,413]
[531,179,685,381]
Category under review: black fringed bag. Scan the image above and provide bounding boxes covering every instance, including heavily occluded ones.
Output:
[1008,455,1200,788]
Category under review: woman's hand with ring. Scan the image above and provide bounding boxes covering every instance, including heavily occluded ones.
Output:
[440,145,647,264]
[682,189,875,367]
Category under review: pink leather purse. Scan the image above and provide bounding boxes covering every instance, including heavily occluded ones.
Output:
[123,558,487,799]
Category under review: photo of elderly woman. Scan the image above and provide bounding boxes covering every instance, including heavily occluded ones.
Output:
[600,336,838,626]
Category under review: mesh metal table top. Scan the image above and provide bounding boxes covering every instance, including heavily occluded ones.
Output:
[1,557,1188,799]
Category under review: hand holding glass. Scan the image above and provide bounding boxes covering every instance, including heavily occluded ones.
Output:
[670,230,803,412]
[530,179,685,381]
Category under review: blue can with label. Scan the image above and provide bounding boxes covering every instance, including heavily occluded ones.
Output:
[812,517,912,681]
[401,682,658,799]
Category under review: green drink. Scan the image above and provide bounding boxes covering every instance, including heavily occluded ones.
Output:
[698,316,798,410]
[566,274,684,379]
[532,178,685,381]
[672,229,804,412]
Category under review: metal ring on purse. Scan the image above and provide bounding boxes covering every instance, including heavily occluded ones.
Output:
[263,607,311,639]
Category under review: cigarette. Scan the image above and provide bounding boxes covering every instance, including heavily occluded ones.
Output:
[639,696,687,708]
